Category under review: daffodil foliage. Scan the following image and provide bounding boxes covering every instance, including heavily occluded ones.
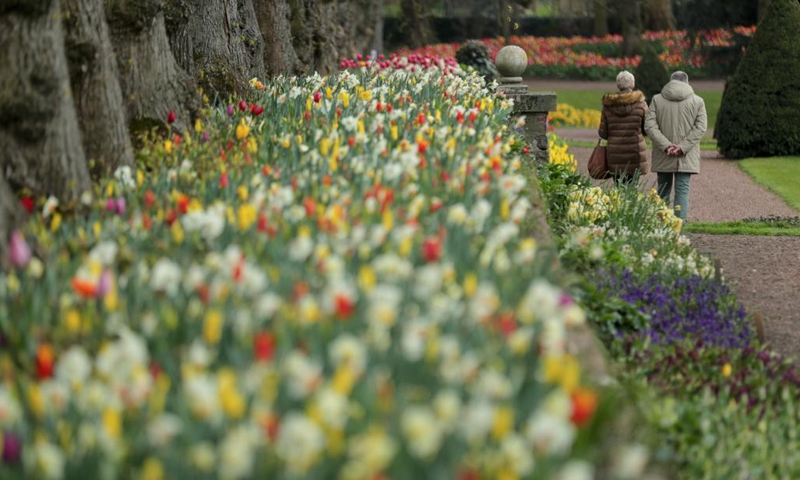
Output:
[0,65,642,480]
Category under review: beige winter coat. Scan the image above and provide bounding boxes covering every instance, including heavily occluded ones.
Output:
[645,80,708,174]
[598,90,649,176]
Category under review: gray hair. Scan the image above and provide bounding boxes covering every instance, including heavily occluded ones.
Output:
[671,71,689,83]
[616,71,635,91]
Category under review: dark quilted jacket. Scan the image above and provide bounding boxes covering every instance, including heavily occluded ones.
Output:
[598,90,649,176]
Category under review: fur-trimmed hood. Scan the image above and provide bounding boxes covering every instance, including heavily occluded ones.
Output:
[602,90,646,107]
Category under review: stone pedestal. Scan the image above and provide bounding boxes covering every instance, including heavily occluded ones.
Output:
[495,46,557,163]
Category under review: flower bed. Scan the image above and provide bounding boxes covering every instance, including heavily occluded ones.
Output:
[0,65,659,479]
[390,27,756,80]
[538,146,800,477]
[548,104,601,129]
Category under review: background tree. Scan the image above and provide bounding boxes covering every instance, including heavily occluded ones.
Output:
[254,0,298,75]
[340,0,385,57]
[105,0,198,130]
[759,0,773,21]
[716,0,800,158]
[620,0,642,56]
[674,0,757,31]
[164,0,266,99]
[401,0,435,49]
[593,0,608,37]
[635,45,670,103]
[0,0,92,202]
[644,0,675,30]
[64,0,134,175]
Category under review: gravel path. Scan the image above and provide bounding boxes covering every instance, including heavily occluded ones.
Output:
[566,138,797,223]
[561,131,800,359]
[687,235,800,358]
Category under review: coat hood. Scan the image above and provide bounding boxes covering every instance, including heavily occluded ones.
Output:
[602,90,646,107]
[661,80,694,102]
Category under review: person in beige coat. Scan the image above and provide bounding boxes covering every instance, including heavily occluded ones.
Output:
[644,71,708,222]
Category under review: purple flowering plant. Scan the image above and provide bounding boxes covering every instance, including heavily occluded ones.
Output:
[577,267,751,349]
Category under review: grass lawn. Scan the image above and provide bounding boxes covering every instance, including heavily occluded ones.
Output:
[565,138,718,151]
[554,89,722,129]
[684,220,800,236]
[739,157,800,211]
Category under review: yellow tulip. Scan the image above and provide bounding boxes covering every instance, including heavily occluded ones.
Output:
[203,309,223,344]
[236,120,251,140]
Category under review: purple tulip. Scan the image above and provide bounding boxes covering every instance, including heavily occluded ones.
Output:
[115,198,126,216]
[9,231,31,269]
[97,269,113,297]
[227,104,235,116]
[106,198,117,213]
[2,431,21,464]
[202,131,210,142]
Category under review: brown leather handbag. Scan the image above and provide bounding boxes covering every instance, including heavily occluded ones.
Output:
[587,140,609,179]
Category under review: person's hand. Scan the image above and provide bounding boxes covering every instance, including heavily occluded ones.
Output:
[666,144,683,156]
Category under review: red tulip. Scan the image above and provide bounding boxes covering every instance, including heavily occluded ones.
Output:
[254,332,276,362]
[570,388,599,428]
[20,197,34,214]
[334,294,356,320]
[166,110,176,124]
[36,344,55,379]
[422,237,442,262]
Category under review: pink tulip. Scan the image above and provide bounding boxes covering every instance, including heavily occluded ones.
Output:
[9,231,31,269]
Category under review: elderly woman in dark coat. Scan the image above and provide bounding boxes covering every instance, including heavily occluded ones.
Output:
[598,71,650,185]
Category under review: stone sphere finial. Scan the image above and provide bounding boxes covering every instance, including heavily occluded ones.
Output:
[495,45,528,83]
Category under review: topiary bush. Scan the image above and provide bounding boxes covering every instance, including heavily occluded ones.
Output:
[715,0,800,159]
[455,40,499,83]
[635,45,670,104]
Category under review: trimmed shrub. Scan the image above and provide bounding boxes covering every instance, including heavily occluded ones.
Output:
[455,40,499,83]
[716,0,800,158]
[635,45,670,104]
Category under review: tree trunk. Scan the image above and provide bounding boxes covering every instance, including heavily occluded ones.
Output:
[165,0,266,99]
[337,0,383,58]
[370,0,384,54]
[0,170,25,269]
[758,0,772,22]
[593,0,608,36]
[621,0,642,57]
[645,0,674,31]
[498,0,511,44]
[0,0,92,202]
[401,0,435,49]
[253,0,298,75]
[105,0,197,132]
[291,0,348,75]
[63,0,134,176]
